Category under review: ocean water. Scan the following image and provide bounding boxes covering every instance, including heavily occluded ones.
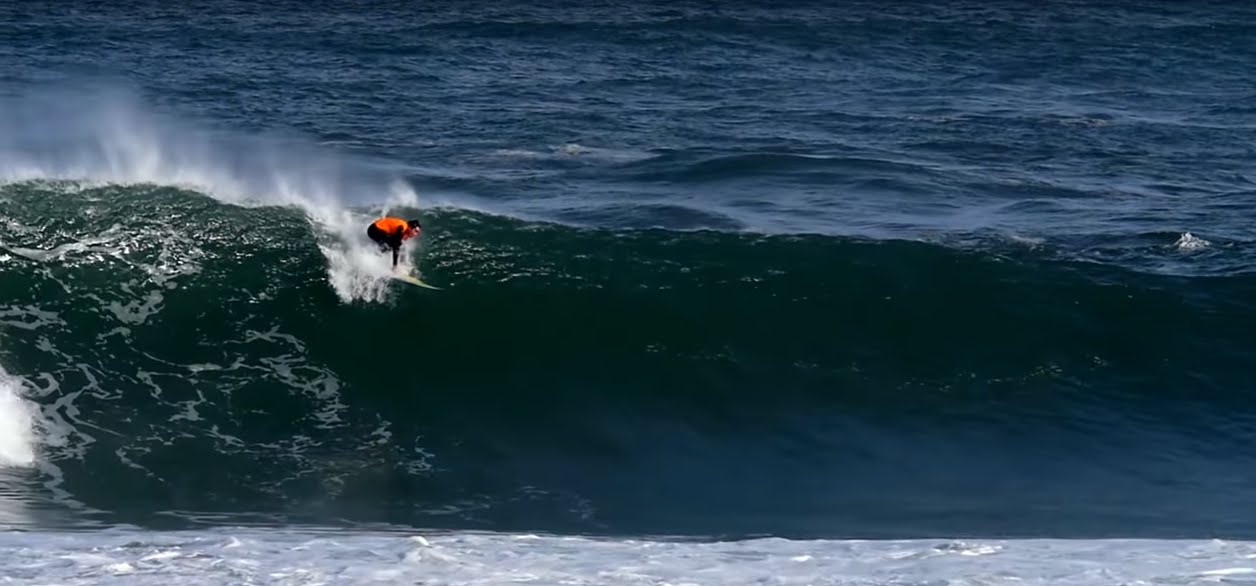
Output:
[2,0,1256,583]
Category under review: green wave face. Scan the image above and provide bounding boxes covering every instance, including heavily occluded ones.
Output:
[1,180,1255,538]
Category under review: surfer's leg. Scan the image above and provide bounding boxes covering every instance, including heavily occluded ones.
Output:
[387,232,405,267]
[367,224,391,253]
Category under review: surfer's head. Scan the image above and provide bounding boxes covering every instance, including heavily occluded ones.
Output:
[404,219,422,239]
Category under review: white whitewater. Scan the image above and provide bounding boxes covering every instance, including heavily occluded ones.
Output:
[0,529,1252,585]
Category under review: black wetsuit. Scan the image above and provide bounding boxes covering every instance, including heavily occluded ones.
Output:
[367,222,406,266]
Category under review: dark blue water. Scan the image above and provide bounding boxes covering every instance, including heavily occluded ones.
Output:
[0,0,1255,542]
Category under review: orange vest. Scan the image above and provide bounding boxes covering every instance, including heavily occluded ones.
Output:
[372,217,409,234]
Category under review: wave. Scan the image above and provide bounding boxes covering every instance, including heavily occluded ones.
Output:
[2,180,1255,536]
[2,84,1255,538]
[616,150,943,184]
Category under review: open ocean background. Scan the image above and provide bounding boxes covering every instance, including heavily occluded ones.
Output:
[2,0,1255,583]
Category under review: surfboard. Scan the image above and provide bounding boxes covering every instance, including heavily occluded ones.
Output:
[390,271,443,290]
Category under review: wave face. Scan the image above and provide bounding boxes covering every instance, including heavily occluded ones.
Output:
[2,0,1256,548]
[1,180,1254,538]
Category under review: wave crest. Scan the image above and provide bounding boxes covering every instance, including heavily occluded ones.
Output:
[0,82,441,303]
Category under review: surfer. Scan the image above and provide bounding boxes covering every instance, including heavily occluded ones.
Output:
[367,216,422,268]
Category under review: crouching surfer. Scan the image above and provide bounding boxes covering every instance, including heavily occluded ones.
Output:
[367,216,422,268]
